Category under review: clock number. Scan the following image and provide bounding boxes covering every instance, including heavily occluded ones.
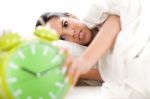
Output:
[55,82,64,88]
[61,66,67,74]
[43,47,49,56]
[8,77,17,84]
[9,63,19,70]
[13,89,22,97]
[49,92,56,99]
[31,45,36,55]
[18,51,25,60]
[26,96,32,99]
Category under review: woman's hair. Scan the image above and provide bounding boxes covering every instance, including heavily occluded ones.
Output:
[35,12,71,27]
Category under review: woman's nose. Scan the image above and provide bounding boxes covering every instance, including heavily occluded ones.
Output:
[71,29,79,39]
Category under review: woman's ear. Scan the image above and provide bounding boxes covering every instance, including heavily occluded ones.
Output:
[64,13,78,19]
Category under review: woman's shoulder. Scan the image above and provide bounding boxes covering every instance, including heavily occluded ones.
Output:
[82,0,120,29]
[82,0,109,29]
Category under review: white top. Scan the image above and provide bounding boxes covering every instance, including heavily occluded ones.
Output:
[83,0,120,29]
[82,0,150,98]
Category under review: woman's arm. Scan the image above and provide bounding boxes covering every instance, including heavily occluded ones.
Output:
[78,15,120,83]
[69,15,121,84]
[80,68,102,81]
[82,15,121,66]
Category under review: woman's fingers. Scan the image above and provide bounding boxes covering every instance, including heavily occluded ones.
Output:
[59,48,85,86]
[68,60,81,86]
[73,70,80,86]
[60,47,72,73]
[68,61,76,78]
[60,48,76,85]
[65,53,73,68]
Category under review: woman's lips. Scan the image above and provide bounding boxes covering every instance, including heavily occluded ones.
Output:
[79,30,85,40]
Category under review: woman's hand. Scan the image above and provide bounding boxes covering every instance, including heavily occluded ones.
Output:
[68,57,93,85]
[61,47,92,85]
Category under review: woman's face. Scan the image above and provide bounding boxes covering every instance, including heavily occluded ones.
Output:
[46,17,93,45]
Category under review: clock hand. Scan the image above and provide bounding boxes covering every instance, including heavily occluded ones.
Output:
[40,65,60,76]
[21,67,37,77]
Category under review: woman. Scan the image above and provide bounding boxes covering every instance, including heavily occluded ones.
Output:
[35,0,149,97]
[35,12,107,85]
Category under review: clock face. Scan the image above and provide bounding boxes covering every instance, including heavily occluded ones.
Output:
[6,41,70,99]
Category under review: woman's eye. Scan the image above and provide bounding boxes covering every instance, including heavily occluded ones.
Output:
[63,20,68,28]
[60,35,66,40]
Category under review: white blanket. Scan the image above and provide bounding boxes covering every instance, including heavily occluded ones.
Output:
[99,0,150,98]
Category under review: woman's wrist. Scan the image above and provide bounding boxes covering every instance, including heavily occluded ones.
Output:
[80,69,102,81]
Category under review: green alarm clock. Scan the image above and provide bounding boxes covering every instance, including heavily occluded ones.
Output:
[0,27,72,99]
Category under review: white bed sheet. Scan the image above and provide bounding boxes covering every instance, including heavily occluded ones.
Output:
[65,87,101,99]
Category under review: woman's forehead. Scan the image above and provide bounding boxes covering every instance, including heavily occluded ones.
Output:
[47,17,63,33]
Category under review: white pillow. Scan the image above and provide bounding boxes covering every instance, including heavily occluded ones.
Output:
[52,40,87,57]
[52,40,99,69]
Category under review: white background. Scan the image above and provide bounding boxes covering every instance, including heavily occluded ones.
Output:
[0,0,92,37]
